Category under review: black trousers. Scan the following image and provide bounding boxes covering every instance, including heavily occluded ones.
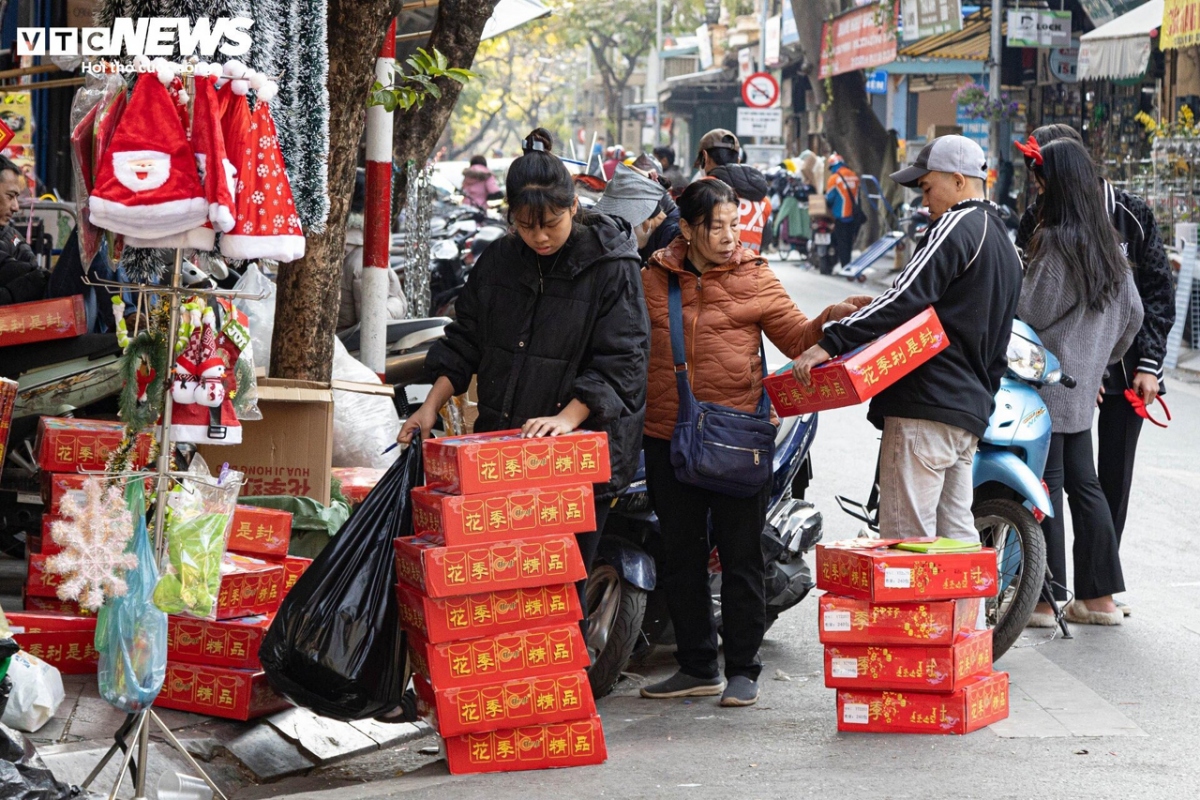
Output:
[832,219,860,267]
[1096,391,1144,546]
[1041,431,1125,602]
[643,437,770,681]
[574,500,611,638]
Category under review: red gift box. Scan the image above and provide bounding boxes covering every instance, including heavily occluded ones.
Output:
[35,417,154,473]
[214,554,286,620]
[42,473,154,516]
[0,295,86,348]
[412,483,596,547]
[281,556,312,595]
[818,595,982,647]
[766,307,949,416]
[22,594,93,617]
[5,612,98,674]
[824,629,993,692]
[815,539,998,602]
[443,715,606,775]
[227,505,292,561]
[331,466,385,507]
[394,535,586,599]
[836,671,1009,734]
[407,623,590,689]
[26,552,62,599]
[37,516,64,557]
[423,430,610,495]
[396,581,581,644]
[0,377,16,482]
[414,669,595,737]
[168,614,272,670]
[154,662,290,721]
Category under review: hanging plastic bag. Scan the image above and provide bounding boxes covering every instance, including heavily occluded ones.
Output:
[232,263,277,374]
[0,652,64,733]
[331,336,401,470]
[260,439,423,721]
[0,721,76,800]
[95,480,167,713]
[214,297,262,421]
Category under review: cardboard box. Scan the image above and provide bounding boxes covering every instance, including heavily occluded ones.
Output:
[423,430,610,495]
[227,505,292,561]
[26,552,62,598]
[824,629,993,692]
[412,483,596,547]
[214,554,286,620]
[198,379,334,505]
[22,595,92,616]
[0,295,86,348]
[154,662,290,721]
[836,671,1009,734]
[168,614,272,670]
[42,473,153,516]
[407,623,590,688]
[5,612,98,674]
[765,307,949,416]
[818,595,982,647]
[35,417,154,473]
[815,539,998,602]
[331,466,385,507]
[0,377,16,483]
[394,535,587,599]
[396,581,581,644]
[414,669,595,737]
[443,715,606,774]
[281,556,312,595]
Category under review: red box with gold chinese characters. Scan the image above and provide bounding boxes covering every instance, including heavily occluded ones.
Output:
[332,466,385,507]
[765,307,949,416]
[36,516,64,557]
[836,671,1009,734]
[412,483,596,547]
[393,535,586,599]
[215,554,286,620]
[0,377,16,483]
[407,623,590,689]
[5,612,98,674]
[35,417,154,473]
[815,539,998,603]
[414,669,595,737]
[41,473,154,517]
[0,295,86,348]
[22,594,93,617]
[167,614,272,670]
[824,629,993,693]
[281,556,312,595]
[226,505,292,561]
[154,662,291,721]
[423,430,610,496]
[396,581,581,644]
[818,595,982,647]
[25,552,62,599]
[442,715,606,775]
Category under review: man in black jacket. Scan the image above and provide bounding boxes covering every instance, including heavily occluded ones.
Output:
[0,155,46,306]
[793,136,1024,541]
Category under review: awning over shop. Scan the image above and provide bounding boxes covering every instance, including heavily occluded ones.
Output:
[1077,0,1163,80]
[481,0,552,40]
[898,8,994,61]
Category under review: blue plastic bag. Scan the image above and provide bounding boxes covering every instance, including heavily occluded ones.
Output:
[95,480,167,713]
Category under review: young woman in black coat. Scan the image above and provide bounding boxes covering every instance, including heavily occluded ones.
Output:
[398,127,651,618]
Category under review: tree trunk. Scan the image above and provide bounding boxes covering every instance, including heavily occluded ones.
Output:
[393,0,501,209]
[270,0,401,381]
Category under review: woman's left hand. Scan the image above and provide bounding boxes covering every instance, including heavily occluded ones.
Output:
[522,413,581,438]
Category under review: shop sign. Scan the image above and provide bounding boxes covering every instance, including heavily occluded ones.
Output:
[866,70,888,94]
[1162,0,1200,50]
[955,105,989,156]
[766,14,782,66]
[782,2,799,46]
[900,0,963,43]
[697,24,714,70]
[737,107,783,138]
[1076,0,1144,27]
[1007,10,1071,48]
[1048,39,1080,83]
[818,6,899,80]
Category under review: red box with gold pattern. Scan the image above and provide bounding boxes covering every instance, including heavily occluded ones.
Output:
[765,307,949,416]
[393,535,586,599]
[215,554,286,620]
[22,594,93,617]
[331,466,386,507]
[407,623,589,689]
[154,662,291,720]
[37,516,65,557]
[412,483,596,547]
[5,612,98,674]
[836,671,1009,734]
[0,295,87,348]
[815,539,998,602]
[823,629,992,693]
[0,377,16,483]
[818,595,981,647]
[422,430,610,496]
[442,714,606,775]
[35,417,154,473]
[41,473,154,517]
[167,614,272,670]
[227,505,292,561]
[26,552,62,599]
[414,669,595,737]
[395,581,581,644]
[281,556,312,595]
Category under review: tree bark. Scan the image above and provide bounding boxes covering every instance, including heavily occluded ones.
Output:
[270,0,401,382]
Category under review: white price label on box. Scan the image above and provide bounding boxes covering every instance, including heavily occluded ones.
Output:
[823,610,852,632]
[884,567,912,588]
[842,703,870,725]
[831,657,859,679]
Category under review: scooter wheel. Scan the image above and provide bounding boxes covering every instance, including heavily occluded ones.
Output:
[585,563,647,699]
[856,274,868,283]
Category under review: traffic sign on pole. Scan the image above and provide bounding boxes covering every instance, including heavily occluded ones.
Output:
[741,71,780,108]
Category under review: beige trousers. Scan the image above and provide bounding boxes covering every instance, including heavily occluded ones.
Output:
[878,416,980,542]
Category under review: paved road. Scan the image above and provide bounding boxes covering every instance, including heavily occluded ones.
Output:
[257,260,1200,800]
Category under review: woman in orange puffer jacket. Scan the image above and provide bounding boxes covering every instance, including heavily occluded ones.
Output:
[638,178,868,708]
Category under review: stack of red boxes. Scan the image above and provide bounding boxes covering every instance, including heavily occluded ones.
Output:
[395,430,610,775]
[815,539,1010,734]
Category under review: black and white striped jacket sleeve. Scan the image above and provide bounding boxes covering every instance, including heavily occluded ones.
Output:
[1107,183,1174,380]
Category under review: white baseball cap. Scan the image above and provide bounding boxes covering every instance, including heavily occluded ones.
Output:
[890,135,988,188]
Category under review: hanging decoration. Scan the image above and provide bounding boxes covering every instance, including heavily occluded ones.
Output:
[113,295,171,433]
[170,297,243,444]
[45,478,139,612]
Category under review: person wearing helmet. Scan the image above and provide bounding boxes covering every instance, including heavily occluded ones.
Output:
[694,129,772,254]
[824,152,864,268]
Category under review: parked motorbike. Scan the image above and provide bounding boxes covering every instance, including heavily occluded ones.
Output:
[810,214,837,275]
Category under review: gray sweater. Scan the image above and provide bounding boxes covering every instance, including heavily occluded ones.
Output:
[1017,251,1143,434]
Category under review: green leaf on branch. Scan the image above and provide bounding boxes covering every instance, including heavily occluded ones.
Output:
[368,46,476,112]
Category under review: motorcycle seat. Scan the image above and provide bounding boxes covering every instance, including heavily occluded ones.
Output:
[337,317,451,353]
[0,333,121,380]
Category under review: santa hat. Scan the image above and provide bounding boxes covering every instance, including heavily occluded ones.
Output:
[89,73,208,239]
[191,67,236,232]
[220,81,306,262]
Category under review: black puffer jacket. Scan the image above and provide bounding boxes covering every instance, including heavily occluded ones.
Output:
[708,163,768,202]
[425,213,650,498]
[0,224,46,306]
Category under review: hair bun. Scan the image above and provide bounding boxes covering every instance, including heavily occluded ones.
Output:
[523,128,554,155]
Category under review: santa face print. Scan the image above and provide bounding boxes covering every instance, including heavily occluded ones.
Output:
[112,150,173,193]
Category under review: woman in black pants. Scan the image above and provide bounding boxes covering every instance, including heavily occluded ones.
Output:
[1015,137,1143,626]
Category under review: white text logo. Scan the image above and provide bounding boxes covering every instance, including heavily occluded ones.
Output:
[16,17,253,58]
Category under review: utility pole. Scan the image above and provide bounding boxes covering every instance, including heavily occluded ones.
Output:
[987,0,1002,198]
[759,0,768,71]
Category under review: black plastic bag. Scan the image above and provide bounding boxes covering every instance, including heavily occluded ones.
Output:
[0,721,77,800]
[260,440,422,720]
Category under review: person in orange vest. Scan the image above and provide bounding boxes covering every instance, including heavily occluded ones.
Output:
[824,153,864,267]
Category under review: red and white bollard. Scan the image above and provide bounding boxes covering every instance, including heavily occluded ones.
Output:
[361,19,396,379]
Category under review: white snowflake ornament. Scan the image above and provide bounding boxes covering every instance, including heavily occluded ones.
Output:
[45,478,138,611]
